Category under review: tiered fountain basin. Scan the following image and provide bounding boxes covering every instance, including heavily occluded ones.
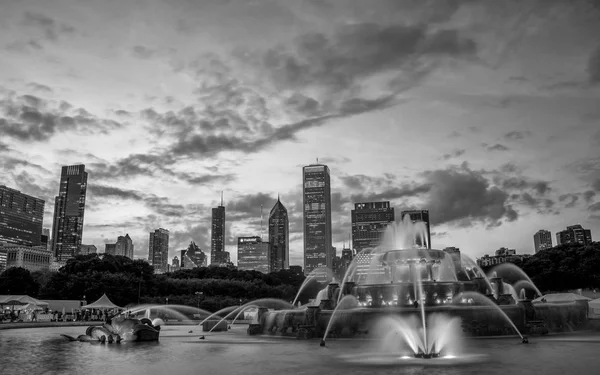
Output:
[249,248,589,340]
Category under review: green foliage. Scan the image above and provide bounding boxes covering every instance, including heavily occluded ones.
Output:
[0,267,40,295]
[13,254,309,311]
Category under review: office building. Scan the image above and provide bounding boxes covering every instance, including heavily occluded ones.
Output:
[533,230,553,253]
[302,164,332,276]
[268,197,289,272]
[556,225,592,246]
[237,236,270,274]
[185,241,207,268]
[105,234,134,258]
[2,243,51,272]
[172,256,180,268]
[79,244,97,255]
[211,196,229,265]
[400,210,431,249]
[0,185,45,246]
[51,164,88,262]
[477,248,530,268]
[149,228,169,273]
[0,246,7,273]
[351,201,395,253]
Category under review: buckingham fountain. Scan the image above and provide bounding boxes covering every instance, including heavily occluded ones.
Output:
[244,217,589,360]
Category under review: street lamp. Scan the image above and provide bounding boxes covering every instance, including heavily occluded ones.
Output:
[165,297,169,305]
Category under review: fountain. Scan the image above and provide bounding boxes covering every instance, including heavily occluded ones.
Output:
[237,216,589,362]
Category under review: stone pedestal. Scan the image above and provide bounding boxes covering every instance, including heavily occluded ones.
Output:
[304,306,319,327]
[319,299,333,310]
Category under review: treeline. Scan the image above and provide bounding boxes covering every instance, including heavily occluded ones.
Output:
[480,241,600,292]
[0,254,320,312]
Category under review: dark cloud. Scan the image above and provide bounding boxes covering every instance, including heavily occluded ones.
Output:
[559,193,579,208]
[584,190,597,203]
[22,11,75,41]
[87,185,144,201]
[8,170,54,201]
[132,45,156,59]
[589,202,600,212]
[497,176,551,196]
[350,185,432,203]
[499,163,520,174]
[227,192,279,221]
[0,94,123,141]
[442,149,465,160]
[504,130,531,141]
[487,143,510,152]
[593,178,600,191]
[421,166,518,227]
[262,22,476,93]
[588,44,600,83]
[517,193,555,213]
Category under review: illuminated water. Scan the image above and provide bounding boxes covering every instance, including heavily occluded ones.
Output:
[1,325,600,374]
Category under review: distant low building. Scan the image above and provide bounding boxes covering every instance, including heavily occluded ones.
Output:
[79,244,97,255]
[289,265,303,275]
[533,229,552,253]
[556,225,592,246]
[477,248,530,268]
[3,244,52,272]
[238,236,270,274]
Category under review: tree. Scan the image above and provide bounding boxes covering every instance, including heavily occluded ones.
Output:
[0,267,40,296]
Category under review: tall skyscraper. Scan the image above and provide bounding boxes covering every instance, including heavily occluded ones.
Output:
[268,196,289,272]
[237,236,270,273]
[185,241,207,267]
[400,210,431,249]
[351,202,395,253]
[533,230,553,253]
[0,185,45,246]
[556,225,592,246]
[302,164,332,276]
[51,165,88,262]
[149,228,169,273]
[210,194,229,265]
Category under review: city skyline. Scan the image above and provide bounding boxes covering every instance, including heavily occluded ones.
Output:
[1,0,600,267]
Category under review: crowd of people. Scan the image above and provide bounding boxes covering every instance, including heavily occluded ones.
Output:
[1,307,119,323]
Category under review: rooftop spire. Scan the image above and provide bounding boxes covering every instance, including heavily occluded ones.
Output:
[220,190,224,206]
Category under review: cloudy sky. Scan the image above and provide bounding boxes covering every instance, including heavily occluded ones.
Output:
[1,0,600,267]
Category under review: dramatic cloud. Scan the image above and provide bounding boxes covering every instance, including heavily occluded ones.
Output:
[87,185,145,201]
[504,130,532,141]
[420,166,518,227]
[0,94,123,141]
[588,44,600,83]
[487,144,510,152]
[22,11,75,41]
[442,149,466,160]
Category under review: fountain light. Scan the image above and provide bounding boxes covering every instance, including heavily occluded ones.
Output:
[443,355,456,359]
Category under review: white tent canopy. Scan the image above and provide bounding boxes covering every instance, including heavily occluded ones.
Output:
[532,293,592,304]
[81,293,122,309]
[0,295,49,307]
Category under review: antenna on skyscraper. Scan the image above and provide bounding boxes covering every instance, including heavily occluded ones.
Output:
[316,157,319,164]
[220,190,224,206]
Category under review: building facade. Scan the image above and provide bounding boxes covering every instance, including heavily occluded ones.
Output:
[3,244,51,272]
[400,210,431,249]
[477,248,530,268]
[148,228,169,273]
[268,197,289,272]
[533,229,553,253]
[302,164,332,276]
[105,234,134,258]
[211,204,229,265]
[351,201,395,253]
[0,185,45,247]
[51,165,88,262]
[185,241,207,268]
[237,236,270,274]
[556,225,593,246]
[79,244,97,255]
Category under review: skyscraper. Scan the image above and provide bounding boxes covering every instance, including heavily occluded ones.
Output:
[185,241,207,268]
[302,163,332,276]
[237,236,270,273]
[210,194,229,265]
[268,196,289,272]
[533,230,553,253]
[556,225,592,246]
[351,202,395,253]
[149,228,169,273]
[0,185,45,246]
[400,210,431,249]
[51,164,88,262]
